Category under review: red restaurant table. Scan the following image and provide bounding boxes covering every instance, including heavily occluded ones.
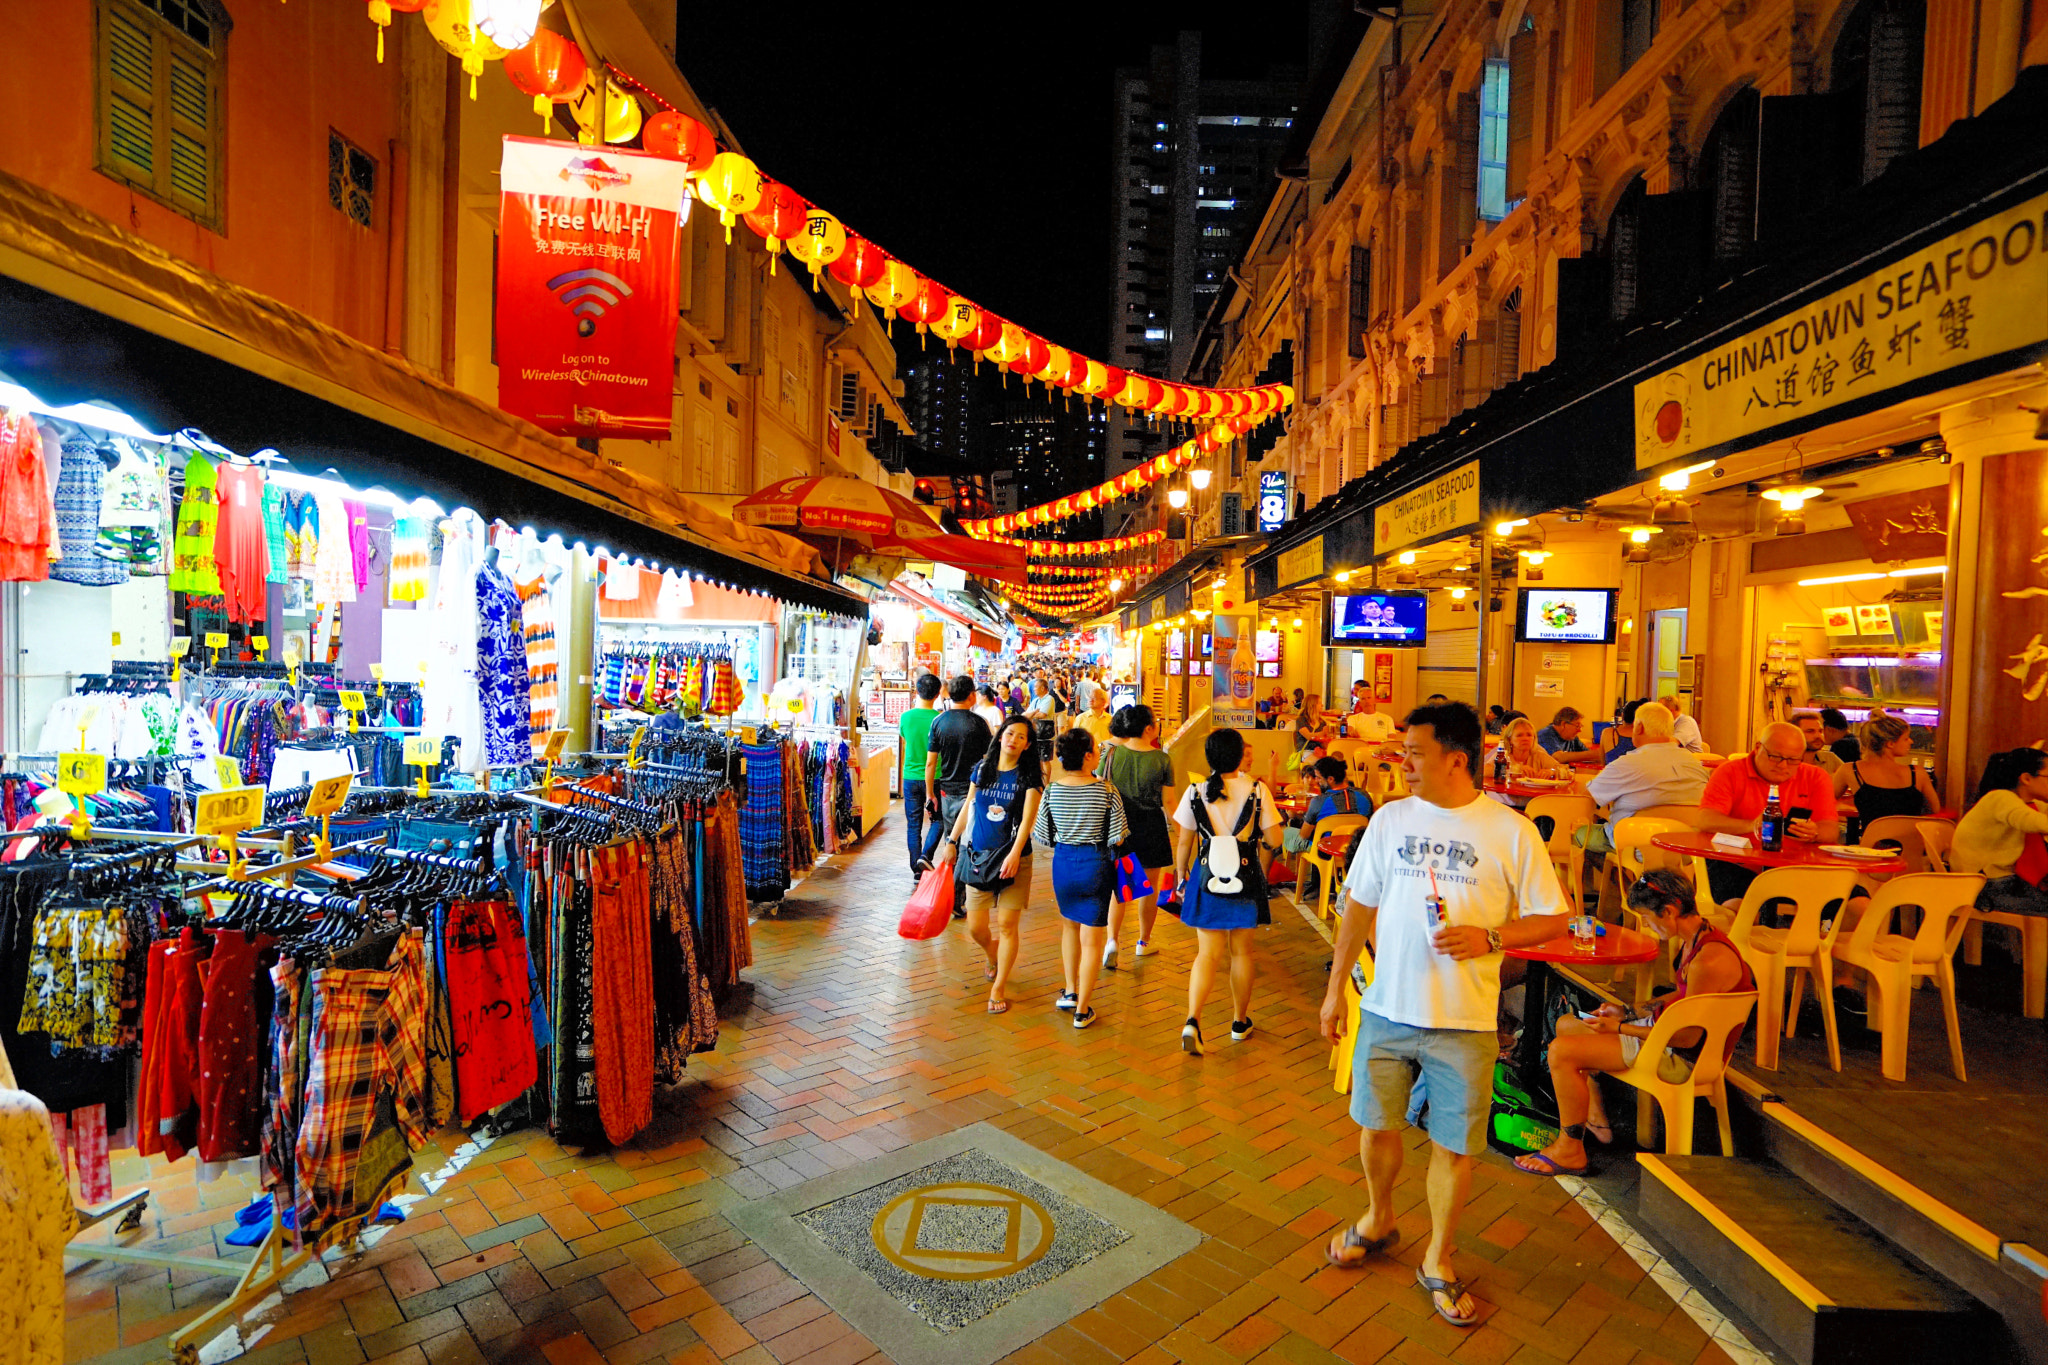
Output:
[1504,925,1663,1089]
[1483,777,1586,803]
[1649,830,1903,873]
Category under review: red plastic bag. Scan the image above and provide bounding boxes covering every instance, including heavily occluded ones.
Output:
[899,862,957,939]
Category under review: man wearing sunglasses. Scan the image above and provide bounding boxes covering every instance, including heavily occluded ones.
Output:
[1691,720,1840,910]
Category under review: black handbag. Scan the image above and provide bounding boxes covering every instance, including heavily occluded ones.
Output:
[963,836,1017,892]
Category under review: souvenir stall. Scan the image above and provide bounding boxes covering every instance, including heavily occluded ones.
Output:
[769,608,889,845]
[590,556,781,745]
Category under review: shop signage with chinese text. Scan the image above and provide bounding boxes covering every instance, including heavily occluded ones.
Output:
[1274,537,1325,591]
[1633,190,2048,468]
[1373,460,1480,558]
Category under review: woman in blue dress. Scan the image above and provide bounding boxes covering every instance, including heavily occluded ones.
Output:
[1170,729,1285,1054]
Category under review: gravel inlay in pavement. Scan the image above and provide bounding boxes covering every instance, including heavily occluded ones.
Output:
[795,1149,1131,1331]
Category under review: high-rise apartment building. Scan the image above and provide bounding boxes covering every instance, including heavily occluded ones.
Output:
[1109,32,1300,477]
[899,352,984,467]
[986,397,1108,522]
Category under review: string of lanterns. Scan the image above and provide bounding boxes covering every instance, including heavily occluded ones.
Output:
[995,530,1167,560]
[365,2,1294,442]
[1027,565,1120,581]
[962,406,1286,536]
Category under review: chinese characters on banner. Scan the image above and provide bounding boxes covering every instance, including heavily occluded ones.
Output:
[1373,460,1481,558]
[1212,614,1257,729]
[496,137,690,439]
[1634,191,2048,468]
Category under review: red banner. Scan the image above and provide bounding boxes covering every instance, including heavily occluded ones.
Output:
[495,136,689,439]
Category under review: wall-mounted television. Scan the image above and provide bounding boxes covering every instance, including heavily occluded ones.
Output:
[1515,588,1619,644]
[1325,592,1429,647]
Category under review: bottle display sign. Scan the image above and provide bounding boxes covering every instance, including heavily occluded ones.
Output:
[1212,614,1257,730]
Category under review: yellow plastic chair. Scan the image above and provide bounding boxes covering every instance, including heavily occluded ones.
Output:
[1726,866,1859,1070]
[1832,872,1984,1081]
[1602,816,1692,916]
[1860,815,1934,871]
[1926,819,2047,1019]
[1325,738,1370,772]
[1526,795,1595,911]
[1614,991,1759,1155]
[1301,812,1370,922]
[1330,945,1375,1094]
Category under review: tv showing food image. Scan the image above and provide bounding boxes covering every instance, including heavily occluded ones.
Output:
[1515,588,1617,643]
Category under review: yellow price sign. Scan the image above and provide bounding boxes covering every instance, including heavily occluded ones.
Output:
[251,635,270,658]
[403,735,442,767]
[540,728,571,762]
[204,632,229,650]
[170,637,192,657]
[215,756,243,789]
[626,725,647,769]
[369,663,385,681]
[57,752,106,796]
[195,785,263,837]
[338,689,367,712]
[110,631,121,648]
[306,772,353,818]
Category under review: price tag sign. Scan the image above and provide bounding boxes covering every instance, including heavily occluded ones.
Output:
[204,632,229,650]
[306,772,353,818]
[57,752,106,796]
[251,635,270,658]
[403,735,442,767]
[195,785,263,837]
[369,662,386,696]
[339,689,367,712]
[215,756,243,789]
[170,637,192,657]
[540,728,570,762]
[110,631,121,648]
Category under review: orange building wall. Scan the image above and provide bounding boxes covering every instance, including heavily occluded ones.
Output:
[0,0,404,348]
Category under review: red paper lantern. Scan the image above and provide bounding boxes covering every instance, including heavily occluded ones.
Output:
[742,182,807,267]
[1228,415,1253,435]
[1154,383,1189,417]
[1196,432,1219,454]
[1096,365,1125,405]
[643,109,717,171]
[963,313,1004,354]
[1007,333,1052,376]
[901,277,949,333]
[1057,353,1090,389]
[828,235,887,291]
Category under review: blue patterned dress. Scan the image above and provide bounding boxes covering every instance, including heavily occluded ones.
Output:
[476,562,533,767]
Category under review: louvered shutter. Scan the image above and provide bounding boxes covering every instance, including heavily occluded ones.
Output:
[165,42,216,218]
[101,2,156,184]
[1505,27,1536,200]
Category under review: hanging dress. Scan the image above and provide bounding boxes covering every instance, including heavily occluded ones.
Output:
[211,461,269,622]
[387,497,433,602]
[168,453,222,595]
[476,559,534,766]
[309,491,356,605]
[48,434,126,587]
[261,482,290,583]
[517,571,560,735]
[422,510,486,774]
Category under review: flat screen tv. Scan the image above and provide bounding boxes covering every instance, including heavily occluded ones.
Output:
[1515,588,1618,644]
[1326,592,1429,646]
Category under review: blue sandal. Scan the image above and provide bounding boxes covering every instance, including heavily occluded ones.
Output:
[1416,1269,1480,1326]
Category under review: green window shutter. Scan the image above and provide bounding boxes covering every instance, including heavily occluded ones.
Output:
[102,1,157,182]
[165,44,214,216]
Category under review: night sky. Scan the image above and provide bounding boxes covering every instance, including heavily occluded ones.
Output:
[677,2,1318,363]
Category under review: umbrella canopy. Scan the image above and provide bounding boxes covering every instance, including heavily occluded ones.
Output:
[734,477,1028,583]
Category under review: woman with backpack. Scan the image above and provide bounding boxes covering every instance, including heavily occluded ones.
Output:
[1170,728,1285,1054]
[1102,704,1175,970]
[1035,728,1129,1029]
[938,716,1045,1014]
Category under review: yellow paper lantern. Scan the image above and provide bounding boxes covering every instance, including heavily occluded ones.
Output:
[784,210,845,280]
[863,260,920,321]
[695,152,762,243]
[985,322,1028,367]
[931,296,980,344]
[1033,343,1071,386]
[423,0,510,99]
[1077,359,1110,396]
[567,75,642,145]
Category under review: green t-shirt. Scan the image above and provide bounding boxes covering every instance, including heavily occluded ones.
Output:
[899,706,938,785]
[1102,745,1174,813]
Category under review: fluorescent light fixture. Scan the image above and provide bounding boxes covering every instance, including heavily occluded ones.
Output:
[1450,586,1467,599]
[1397,551,1417,565]
[0,380,174,442]
[1493,518,1529,535]
[1796,571,1884,586]
[1887,564,1946,578]
[1334,570,1351,583]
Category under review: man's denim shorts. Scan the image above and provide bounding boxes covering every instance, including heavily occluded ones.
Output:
[1350,1008,1496,1155]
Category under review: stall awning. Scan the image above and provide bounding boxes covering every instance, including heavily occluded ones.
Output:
[968,628,1003,653]
[889,579,984,636]
[0,168,866,616]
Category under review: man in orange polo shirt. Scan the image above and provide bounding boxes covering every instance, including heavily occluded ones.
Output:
[1692,720,1839,909]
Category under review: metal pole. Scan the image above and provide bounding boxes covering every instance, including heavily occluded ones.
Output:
[1474,534,1490,715]
[558,0,605,145]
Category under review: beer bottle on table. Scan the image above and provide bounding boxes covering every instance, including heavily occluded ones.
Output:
[1759,784,1785,853]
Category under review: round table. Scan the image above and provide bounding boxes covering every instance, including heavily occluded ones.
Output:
[1503,925,1662,1096]
[1483,777,1586,803]
[1649,830,1903,873]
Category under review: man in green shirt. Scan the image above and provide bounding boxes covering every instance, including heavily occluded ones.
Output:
[900,673,942,880]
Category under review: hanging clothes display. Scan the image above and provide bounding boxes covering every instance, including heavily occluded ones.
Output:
[0,411,55,582]
[387,497,433,602]
[98,440,169,574]
[476,556,533,767]
[421,510,485,775]
[517,569,561,736]
[309,490,355,605]
[0,1046,74,1365]
[261,481,291,584]
[168,452,222,596]
[212,460,270,623]
[49,433,126,587]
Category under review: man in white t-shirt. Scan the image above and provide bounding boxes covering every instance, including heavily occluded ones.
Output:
[1349,708,1396,742]
[1317,701,1570,1329]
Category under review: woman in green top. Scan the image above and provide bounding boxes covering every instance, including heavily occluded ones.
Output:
[1101,703,1175,971]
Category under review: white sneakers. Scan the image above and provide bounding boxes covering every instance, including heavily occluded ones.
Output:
[1102,939,1118,972]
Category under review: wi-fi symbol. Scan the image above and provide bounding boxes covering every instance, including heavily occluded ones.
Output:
[546,268,635,337]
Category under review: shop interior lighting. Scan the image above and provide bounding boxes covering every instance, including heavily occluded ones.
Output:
[1450,586,1467,599]
[1334,570,1351,583]
[1291,618,1302,629]
[1796,571,1885,586]
[1520,550,1550,564]
[1108,576,1124,592]
[1656,460,1715,493]
[1887,564,1946,578]
[1760,485,1824,512]
[1493,518,1529,536]
[1167,487,1189,509]
[0,378,173,442]
[1190,467,1212,491]
[1396,550,1417,565]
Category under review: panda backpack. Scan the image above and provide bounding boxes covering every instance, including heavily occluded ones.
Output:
[1186,784,1272,923]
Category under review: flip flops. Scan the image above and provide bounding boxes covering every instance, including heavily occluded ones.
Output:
[1324,1222,1399,1268]
[1416,1268,1480,1327]
[1513,1150,1590,1177]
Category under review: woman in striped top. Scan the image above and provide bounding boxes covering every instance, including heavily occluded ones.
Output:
[1036,728,1129,1028]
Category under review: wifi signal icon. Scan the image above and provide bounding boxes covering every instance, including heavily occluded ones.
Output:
[546,268,636,337]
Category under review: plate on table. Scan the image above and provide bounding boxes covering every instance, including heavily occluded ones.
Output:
[1518,776,1571,788]
[1820,844,1894,859]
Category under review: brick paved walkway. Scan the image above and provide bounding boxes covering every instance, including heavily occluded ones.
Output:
[64,812,1745,1365]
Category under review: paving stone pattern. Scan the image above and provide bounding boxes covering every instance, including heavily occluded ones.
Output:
[795,1149,1129,1332]
[64,808,1745,1365]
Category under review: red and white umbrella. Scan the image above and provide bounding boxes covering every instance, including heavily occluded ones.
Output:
[734,476,1028,583]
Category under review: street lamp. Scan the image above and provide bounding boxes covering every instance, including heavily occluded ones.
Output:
[1167,487,1189,510]
[1190,467,1212,491]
